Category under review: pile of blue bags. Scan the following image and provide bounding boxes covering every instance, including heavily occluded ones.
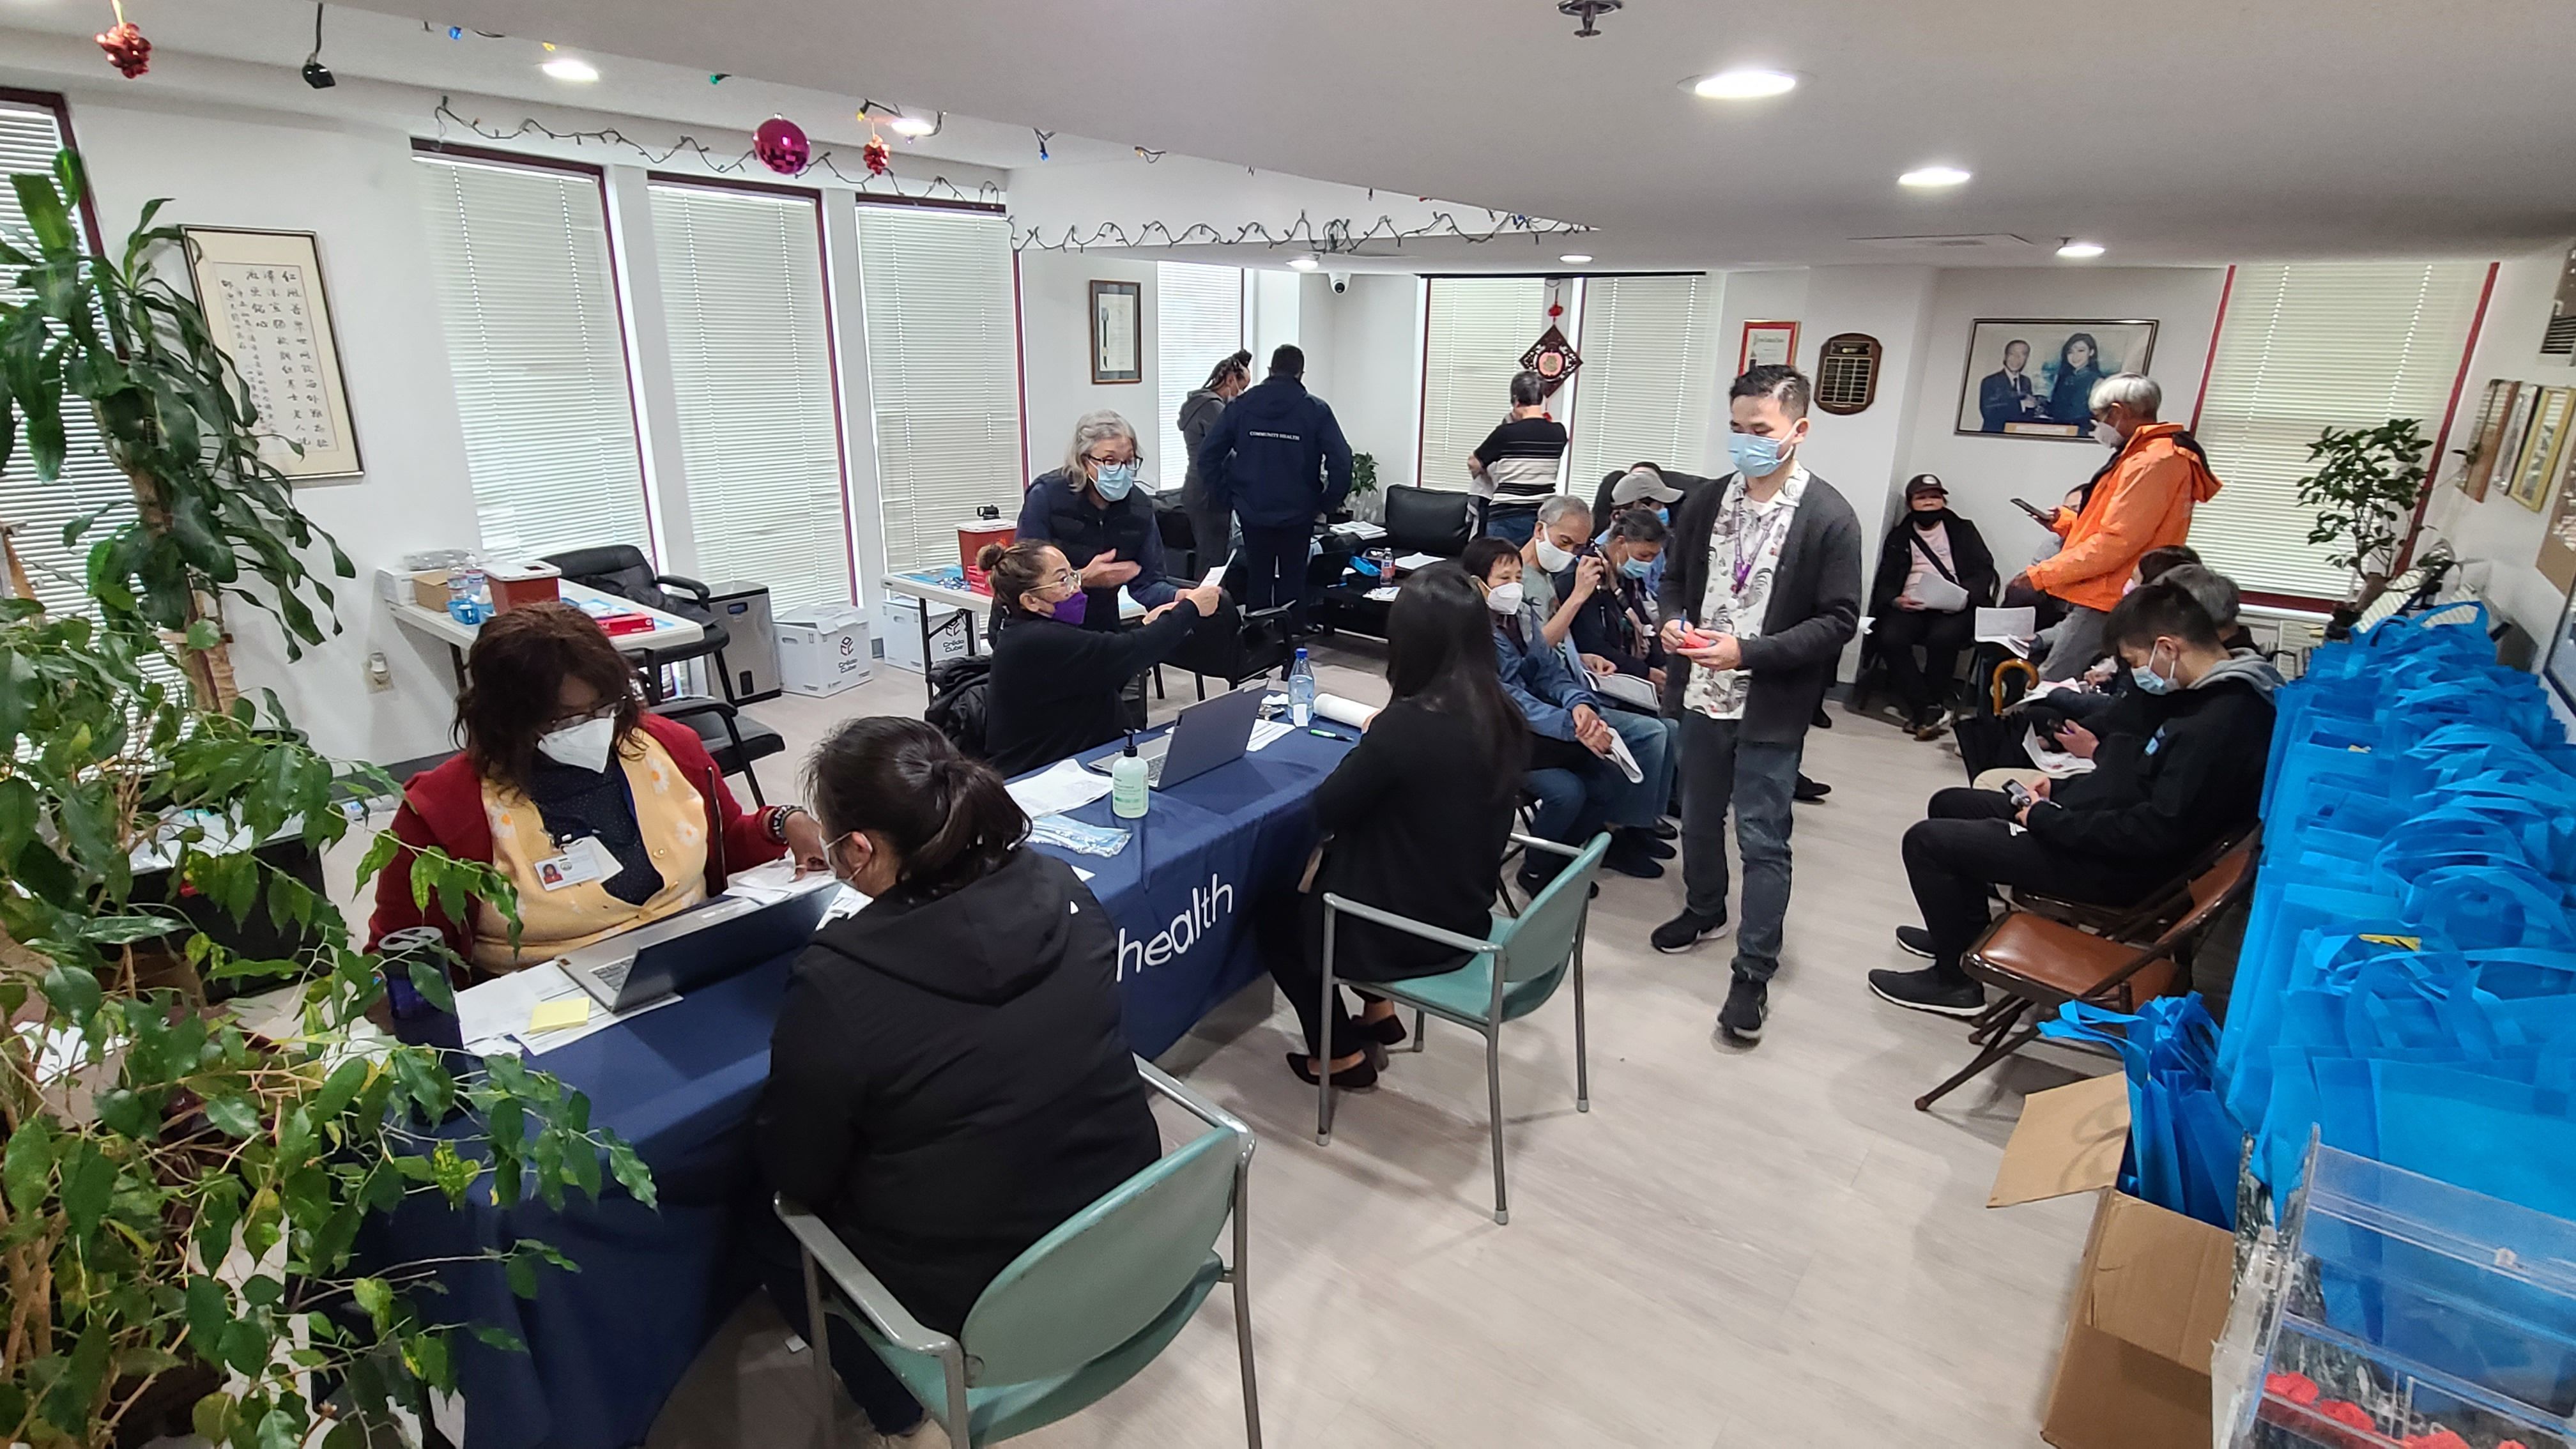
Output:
[2213,603,2576,1222]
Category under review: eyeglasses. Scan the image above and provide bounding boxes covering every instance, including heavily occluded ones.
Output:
[1084,453,1129,467]
[539,703,620,732]
[1041,568,1079,592]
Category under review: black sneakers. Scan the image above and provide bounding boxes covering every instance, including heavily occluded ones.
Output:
[1603,834,1667,879]
[1894,926,1936,959]
[1718,976,1768,1043]
[1867,967,1986,1017]
[1650,907,1731,954]
[1793,775,1831,802]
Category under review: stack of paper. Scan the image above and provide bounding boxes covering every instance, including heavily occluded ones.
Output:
[454,962,680,1058]
[1392,551,1444,572]
[1006,758,1115,817]
[1330,520,1388,542]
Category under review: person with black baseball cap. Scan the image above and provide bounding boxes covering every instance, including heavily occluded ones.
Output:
[1867,475,1997,738]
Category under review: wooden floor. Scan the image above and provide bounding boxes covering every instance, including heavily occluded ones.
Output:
[644,639,2105,1449]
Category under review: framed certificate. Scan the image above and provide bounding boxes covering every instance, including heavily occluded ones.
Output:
[1089,279,1141,385]
[1738,319,1798,374]
[181,226,363,480]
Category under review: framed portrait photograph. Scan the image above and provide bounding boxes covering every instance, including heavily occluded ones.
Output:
[1089,279,1142,385]
[181,226,364,480]
[2508,385,2574,512]
[1953,318,2158,440]
[2457,378,2520,501]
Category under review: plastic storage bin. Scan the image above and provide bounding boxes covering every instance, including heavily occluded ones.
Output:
[2223,1143,2576,1449]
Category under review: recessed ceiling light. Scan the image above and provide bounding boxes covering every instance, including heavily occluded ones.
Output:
[1688,68,1798,100]
[1286,254,1320,272]
[1560,254,1593,264]
[886,114,938,139]
[540,56,599,82]
[2057,240,2106,259]
[1898,164,1971,188]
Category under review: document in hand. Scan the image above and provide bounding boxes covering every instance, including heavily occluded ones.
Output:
[1976,606,2037,642]
[1591,671,1660,711]
[1908,575,1973,613]
[1602,727,1645,785]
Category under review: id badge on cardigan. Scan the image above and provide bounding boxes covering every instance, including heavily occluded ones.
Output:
[533,836,613,891]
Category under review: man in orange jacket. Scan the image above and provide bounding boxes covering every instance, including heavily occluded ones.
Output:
[2010,372,2223,678]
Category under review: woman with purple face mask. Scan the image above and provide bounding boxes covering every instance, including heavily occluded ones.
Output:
[977,539,1225,776]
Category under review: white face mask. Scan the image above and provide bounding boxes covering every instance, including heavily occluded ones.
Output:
[536,714,619,774]
[2092,419,2124,449]
[1484,580,1525,616]
[1531,537,1575,573]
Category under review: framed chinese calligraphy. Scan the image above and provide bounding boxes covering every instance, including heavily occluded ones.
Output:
[181,227,363,479]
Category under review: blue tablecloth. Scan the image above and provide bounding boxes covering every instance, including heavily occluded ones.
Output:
[385,724,1351,1449]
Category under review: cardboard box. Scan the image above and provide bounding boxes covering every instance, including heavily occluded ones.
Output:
[1991,1075,2236,1449]
[776,608,873,697]
[875,594,976,676]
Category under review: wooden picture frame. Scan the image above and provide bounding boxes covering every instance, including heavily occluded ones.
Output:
[2457,378,2518,501]
[2536,427,2576,594]
[1738,319,1798,376]
[1089,279,1142,385]
[2507,385,2574,512]
[180,226,364,480]
[1952,318,2159,441]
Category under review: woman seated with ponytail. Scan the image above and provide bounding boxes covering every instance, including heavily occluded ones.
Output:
[754,717,1160,1441]
[977,538,1225,776]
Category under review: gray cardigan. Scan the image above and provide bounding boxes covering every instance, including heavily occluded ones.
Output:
[1655,468,1864,744]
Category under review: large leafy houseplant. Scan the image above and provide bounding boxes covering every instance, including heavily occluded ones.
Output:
[1,155,655,1446]
[2292,417,2434,627]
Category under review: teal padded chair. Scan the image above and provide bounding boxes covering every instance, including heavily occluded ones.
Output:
[774,1059,1261,1448]
[1315,831,1607,1224]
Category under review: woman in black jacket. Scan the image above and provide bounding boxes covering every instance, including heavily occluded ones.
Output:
[1867,476,1999,736]
[1255,563,1530,1088]
[977,539,1225,776]
[1179,350,1251,569]
[754,717,1162,1439]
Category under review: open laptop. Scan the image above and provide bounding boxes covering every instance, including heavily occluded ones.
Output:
[559,877,840,1013]
[1085,684,1266,789]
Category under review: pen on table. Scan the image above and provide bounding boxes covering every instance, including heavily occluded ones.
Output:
[1306,726,1351,741]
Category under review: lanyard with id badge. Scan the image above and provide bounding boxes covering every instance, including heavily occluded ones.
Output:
[534,834,618,891]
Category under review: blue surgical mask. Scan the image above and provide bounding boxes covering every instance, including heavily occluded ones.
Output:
[1620,556,1654,580]
[1090,461,1138,500]
[1727,430,1790,478]
[2130,641,2176,694]
[1654,507,1669,526]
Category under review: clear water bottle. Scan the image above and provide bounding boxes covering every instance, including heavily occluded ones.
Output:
[1287,647,1315,726]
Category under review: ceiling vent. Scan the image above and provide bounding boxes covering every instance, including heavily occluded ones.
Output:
[1850,233,2039,252]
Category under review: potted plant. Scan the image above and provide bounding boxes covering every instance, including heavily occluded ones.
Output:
[2290,418,2433,638]
[1343,451,1381,524]
[2,155,650,1448]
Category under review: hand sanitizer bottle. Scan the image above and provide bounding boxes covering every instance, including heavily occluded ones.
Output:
[1110,733,1149,819]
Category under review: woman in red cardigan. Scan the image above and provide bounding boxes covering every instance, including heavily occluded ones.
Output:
[367,603,828,983]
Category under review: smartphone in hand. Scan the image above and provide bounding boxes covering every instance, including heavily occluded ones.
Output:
[2003,779,2036,809]
[2009,497,2054,525]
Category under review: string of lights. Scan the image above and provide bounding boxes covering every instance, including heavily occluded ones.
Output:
[427,98,1006,203]
[1013,208,1590,253]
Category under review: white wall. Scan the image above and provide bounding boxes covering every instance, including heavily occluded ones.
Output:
[1303,273,1423,494]
[2422,243,2575,645]
[1014,251,1160,484]
[63,92,484,767]
[1897,266,2228,578]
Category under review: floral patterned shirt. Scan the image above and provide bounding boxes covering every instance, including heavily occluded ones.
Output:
[1683,466,1808,721]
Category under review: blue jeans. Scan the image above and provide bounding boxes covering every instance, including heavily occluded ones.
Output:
[1484,504,1538,546]
[1600,705,1677,829]
[1677,712,1804,983]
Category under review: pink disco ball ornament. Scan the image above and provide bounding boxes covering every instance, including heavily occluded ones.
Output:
[753,116,810,175]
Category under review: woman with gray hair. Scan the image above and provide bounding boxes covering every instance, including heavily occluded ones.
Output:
[1014,408,1180,632]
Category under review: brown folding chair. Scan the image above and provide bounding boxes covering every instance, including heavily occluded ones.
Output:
[2009,822,2253,940]
[1913,830,2260,1112]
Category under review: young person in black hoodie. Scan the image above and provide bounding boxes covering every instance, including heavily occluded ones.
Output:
[977,539,1225,776]
[754,717,1162,1442]
[1870,580,2278,1016]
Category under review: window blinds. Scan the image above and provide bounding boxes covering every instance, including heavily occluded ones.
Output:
[415,154,652,564]
[1418,277,1547,492]
[1154,262,1243,491]
[1568,274,1715,487]
[649,183,848,611]
[852,204,1023,576]
[0,98,130,617]
[2189,261,2488,599]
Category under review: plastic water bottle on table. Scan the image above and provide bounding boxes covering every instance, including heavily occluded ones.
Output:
[1287,648,1315,726]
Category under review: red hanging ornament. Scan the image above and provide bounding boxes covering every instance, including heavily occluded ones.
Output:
[1547,303,1565,318]
[96,1,150,78]
[752,116,810,176]
[862,135,892,176]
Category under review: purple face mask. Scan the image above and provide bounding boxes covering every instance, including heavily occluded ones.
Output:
[1046,590,1090,625]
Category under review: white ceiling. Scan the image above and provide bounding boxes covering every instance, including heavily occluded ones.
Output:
[320,0,2576,270]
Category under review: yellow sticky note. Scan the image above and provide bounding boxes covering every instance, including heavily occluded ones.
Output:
[528,997,592,1034]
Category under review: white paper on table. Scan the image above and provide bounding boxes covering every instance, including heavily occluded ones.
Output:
[721,857,804,905]
[1329,520,1387,541]
[1007,758,1115,817]
[1393,551,1443,571]
[454,961,680,1059]
[1364,585,1400,602]
[1312,693,1380,730]
[1590,671,1659,711]
[1246,719,1296,753]
[2023,725,2100,781]
[1975,606,2037,643]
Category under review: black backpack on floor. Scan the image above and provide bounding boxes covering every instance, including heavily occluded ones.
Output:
[925,656,993,760]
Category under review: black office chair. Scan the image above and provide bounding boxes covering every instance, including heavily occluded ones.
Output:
[540,544,785,804]
[1380,485,1476,558]
[1160,597,1296,701]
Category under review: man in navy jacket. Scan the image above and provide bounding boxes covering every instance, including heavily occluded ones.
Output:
[1195,344,1353,630]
